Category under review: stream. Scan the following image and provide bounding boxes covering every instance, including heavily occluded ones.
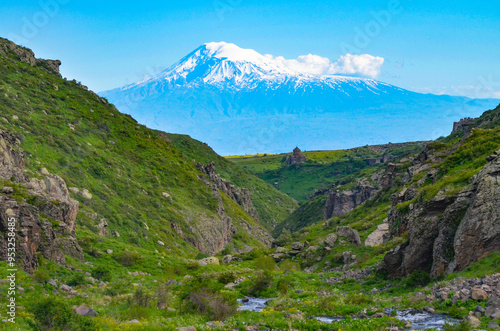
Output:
[238,297,459,330]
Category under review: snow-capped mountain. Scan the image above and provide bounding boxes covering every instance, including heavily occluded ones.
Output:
[100,42,499,155]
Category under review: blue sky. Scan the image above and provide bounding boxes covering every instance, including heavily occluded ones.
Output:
[1,0,499,98]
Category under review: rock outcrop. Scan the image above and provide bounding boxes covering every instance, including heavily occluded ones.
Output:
[181,162,272,255]
[197,162,260,222]
[0,37,61,77]
[324,182,377,219]
[365,221,390,247]
[383,149,500,278]
[0,130,83,274]
[452,117,474,134]
[337,226,362,246]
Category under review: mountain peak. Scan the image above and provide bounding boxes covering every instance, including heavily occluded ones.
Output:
[202,42,264,63]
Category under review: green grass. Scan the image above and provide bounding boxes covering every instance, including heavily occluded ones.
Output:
[0,39,283,255]
[228,144,425,201]
[165,133,298,230]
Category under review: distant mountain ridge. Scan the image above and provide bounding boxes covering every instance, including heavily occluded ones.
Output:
[100,42,499,155]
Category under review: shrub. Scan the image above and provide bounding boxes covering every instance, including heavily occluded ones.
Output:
[67,273,87,287]
[277,277,294,295]
[180,277,237,320]
[128,287,153,307]
[27,297,97,331]
[195,252,210,260]
[91,265,112,281]
[443,320,471,331]
[254,255,276,271]
[279,260,301,272]
[218,271,237,285]
[248,271,273,297]
[32,269,50,283]
[113,250,143,267]
[406,270,431,287]
[183,289,237,321]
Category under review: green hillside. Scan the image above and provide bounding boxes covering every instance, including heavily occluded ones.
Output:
[0,37,276,255]
[228,143,425,201]
[163,133,298,230]
[2,37,500,331]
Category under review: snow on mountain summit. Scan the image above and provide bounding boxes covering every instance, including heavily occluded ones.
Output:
[99,42,499,155]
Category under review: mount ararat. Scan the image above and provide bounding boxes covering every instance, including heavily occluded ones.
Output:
[100,42,499,155]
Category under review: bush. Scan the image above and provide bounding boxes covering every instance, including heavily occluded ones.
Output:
[277,277,294,295]
[254,255,276,271]
[113,250,143,267]
[128,287,153,307]
[91,265,112,281]
[183,289,237,321]
[180,277,237,320]
[406,270,431,287]
[248,271,273,297]
[32,269,50,283]
[279,260,301,272]
[443,320,471,331]
[27,297,97,331]
[218,271,237,285]
[195,252,210,260]
[67,273,87,287]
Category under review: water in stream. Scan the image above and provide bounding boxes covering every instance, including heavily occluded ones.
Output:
[238,297,458,330]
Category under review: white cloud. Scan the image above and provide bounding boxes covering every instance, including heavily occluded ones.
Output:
[265,53,384,78]
[328,54,385,78]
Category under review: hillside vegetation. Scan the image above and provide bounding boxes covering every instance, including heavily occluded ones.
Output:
[1,37,500,331]
[229,144,425,201]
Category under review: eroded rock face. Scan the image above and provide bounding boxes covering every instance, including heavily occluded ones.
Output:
[197,162,260,221]
[324,183,377,219]
[453,151,500,271]
[0,37,61,77]
[383,149,500,278]
[0,131,27,182]
[0,131,83,273]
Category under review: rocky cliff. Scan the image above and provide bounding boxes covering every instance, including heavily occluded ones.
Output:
[195,162,272,253]
[0,130,83,273]
[383,145,500,278]
[197,162,261,222]
[0,37,61,77]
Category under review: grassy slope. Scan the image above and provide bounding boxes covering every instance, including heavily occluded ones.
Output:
[229,144,425,201]
[0,40,270,254]
[1,38,499,331]
[286,104,500,273]
[165,133,298,230]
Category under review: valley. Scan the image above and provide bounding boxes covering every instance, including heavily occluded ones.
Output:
[0,37,499,331]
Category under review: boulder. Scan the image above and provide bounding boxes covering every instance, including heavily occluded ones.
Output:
[291,242,304,251]
[324,233,338,247]
[59,284,71,292]
[471,288,488,301]
[47,279,58,288]
[177,327,196,331]
[486,308,500,320]
[75,305,98,317]
[463,314,481,328]
[81,189,92,200]
[198,257,220,266]
[97,219,108,237]
[337,226,362,246]
[364,222,390,247]
[488,322,500,329]
[275,247,287,253]
[221,255,234,263]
